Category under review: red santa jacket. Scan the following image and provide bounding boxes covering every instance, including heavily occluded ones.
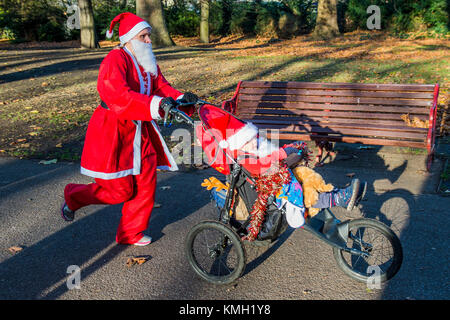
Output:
[80,47,191,179]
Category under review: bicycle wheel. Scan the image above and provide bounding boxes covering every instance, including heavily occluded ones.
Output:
[333,218,403,283]
[185,220,246,284]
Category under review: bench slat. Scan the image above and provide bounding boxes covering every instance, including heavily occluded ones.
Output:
[255,123,426,140]
[241,81,436,92]
[239,87,435,99]
[238,94,432,107]
[250,118,428,133]
[246,115,425,127]
[238,101,430,115]
[237,109,429,121]
[267,132,427,148]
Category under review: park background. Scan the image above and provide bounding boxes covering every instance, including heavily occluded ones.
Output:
[0,0,448,170]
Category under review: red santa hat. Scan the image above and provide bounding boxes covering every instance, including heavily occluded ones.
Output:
[106,12,152,45]
[200,105,259,151]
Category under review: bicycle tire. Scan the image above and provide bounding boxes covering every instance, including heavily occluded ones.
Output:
[185,220,246,284]
[333,218,403,283]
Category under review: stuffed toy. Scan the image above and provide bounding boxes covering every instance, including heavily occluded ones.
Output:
[292,165,334,217]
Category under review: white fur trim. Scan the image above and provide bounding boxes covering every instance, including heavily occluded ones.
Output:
[106,29,114,39]
[150,96,163,120]
[227,122,258,150]
[119,21,151,45]
[150,121,179,171]
[218,140,229,149]
[256,137,278,158]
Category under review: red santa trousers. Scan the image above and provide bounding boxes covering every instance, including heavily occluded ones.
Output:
[64,138,157,245]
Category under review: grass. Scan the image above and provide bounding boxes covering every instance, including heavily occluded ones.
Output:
[0,31,448,161]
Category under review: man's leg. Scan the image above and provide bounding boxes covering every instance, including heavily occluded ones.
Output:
[115,153,157,245]
[312,179,367,211]
[64,176,134,212]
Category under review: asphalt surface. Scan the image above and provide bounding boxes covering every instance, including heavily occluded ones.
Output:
[0,142,449,300]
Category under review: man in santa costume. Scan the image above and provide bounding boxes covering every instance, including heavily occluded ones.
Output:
[60,12,198,246]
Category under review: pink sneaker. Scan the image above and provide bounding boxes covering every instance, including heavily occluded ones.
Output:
[133,235,152,246]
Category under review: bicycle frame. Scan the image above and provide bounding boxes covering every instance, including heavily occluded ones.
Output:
[302,209,370,258]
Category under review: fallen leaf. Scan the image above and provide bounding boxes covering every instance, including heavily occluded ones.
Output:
[55,143,63,148]
[160,186,171,191]
[8,246,23,254]
[126,255,151,267]
[39,159,58,165]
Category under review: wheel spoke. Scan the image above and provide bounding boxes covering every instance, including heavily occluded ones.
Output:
[186,221,245,284]
[336,219,402,282]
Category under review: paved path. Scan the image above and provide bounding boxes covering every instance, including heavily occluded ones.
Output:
[0,144,448,300]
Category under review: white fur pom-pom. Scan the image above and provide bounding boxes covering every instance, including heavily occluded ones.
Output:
[106,29,114,39]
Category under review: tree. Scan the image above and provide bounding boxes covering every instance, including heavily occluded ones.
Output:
[79,0,99,48]
[136,0,174,47]
[200,0,209,43]
[313,0,340,39]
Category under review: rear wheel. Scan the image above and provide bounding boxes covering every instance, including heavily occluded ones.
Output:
[333,218,403,283]
[185,220,246,284]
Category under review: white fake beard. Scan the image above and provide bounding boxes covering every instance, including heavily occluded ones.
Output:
[256,137,278,158]
[242,137,278,158]
[130,39,158,77]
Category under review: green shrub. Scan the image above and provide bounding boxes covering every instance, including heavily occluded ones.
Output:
[38,19,66,42]
[94,2,136,41]
[345,0,448,36]
[165,5,200,37]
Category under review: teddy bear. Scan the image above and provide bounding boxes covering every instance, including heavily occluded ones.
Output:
[292,165,335,217]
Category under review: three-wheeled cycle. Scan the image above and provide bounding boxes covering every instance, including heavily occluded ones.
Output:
[167,100,403,285]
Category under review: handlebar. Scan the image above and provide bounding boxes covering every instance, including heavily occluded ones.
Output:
[165,99,218,127]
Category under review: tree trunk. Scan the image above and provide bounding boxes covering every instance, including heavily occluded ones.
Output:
[136,0,174,47]
[200,0,210,43]
[312,0,340,39]
[78,0,99,48]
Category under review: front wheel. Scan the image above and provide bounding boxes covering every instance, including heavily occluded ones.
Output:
[333,218,403,283]
[185,220,246,284]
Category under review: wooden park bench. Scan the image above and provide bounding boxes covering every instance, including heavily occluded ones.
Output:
[222,81,440,171]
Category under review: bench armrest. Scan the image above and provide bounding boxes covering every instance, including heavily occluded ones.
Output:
[426,83,440,171]
[222,81,242,114]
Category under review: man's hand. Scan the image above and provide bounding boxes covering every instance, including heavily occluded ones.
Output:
[160,97,177,126]
[180,92,198,104]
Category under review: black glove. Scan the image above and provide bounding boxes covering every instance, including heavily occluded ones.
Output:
[180,92,198,104]
[160,97,177,126]
[283,152,302,169]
